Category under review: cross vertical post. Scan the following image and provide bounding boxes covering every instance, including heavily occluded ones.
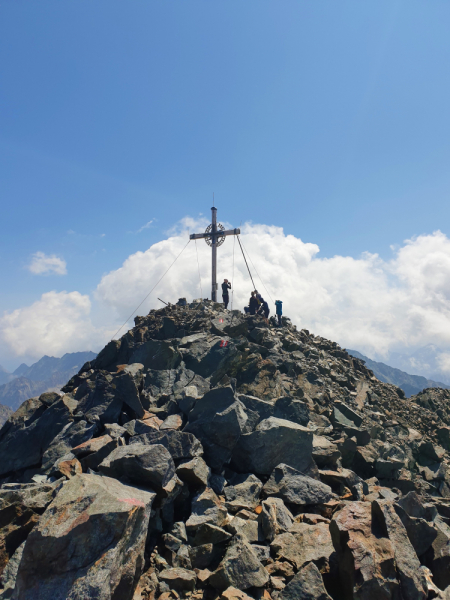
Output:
[189,206,240,303]
[211,206,218,301]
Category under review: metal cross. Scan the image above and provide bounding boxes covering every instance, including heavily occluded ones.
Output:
[189,206,240,302]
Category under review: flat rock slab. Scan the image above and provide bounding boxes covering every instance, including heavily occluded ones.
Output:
[12,473,155,600]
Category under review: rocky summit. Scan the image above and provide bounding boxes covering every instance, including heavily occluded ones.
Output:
[2,301,450,599]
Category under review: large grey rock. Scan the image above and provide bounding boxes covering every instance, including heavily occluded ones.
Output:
[129,430,203,460]
[176,457,210,487]
[186,488,227,530]
[76,373,123,425]
[189,523,232,546]
[394,494,437,557]
[227,516,261,543]
[159,568,197,592]
[279,562,332,600]
[41,419,97,471]
[273,396,309,426]
[271,522,335,572]
[312,435,341,470]
[114,365,145,418]
[209,534,269,591]
[260,497,293,542]
[0,483,55,577]
[99,443,176,491]
[224,474,262,512]
[185,387,248,471]
[231,417,316,476]
[183,337,239,383]
[12,474,155,600]
[373,500,427,599]
[129,340,181,371]
[263,463,333,505]
[0,395,78,476]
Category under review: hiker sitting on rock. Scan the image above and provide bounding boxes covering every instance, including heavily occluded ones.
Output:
[248,291,259,315]
[222,279,231,309]
[258,297,270,321]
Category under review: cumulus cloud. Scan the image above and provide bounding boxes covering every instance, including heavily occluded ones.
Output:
[4,218,450,380]
[96,221,450,367]
[27,252,67,276]
[0,291,109,358]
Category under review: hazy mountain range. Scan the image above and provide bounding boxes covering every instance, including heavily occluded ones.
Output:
[347,349,450,397]
[0,351,97,416]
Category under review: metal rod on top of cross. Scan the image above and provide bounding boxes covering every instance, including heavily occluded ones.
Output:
[189,206,240,302]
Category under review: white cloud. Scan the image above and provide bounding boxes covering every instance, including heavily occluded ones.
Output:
[95,222,450,369]
[27,252,67,276]
[0,291,109,358]
[134,219,155,234]
[5,219,450,381]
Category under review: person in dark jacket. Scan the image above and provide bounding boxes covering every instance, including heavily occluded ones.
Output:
[275,299,283,326]
[249,292,259,315]
[222,279,231,309]
[261,298,270,320]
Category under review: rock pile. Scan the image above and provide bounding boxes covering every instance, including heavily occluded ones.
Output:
[1,300,450,599]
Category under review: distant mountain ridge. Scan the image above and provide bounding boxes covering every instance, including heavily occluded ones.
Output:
[347,349,450,397]
[0,351,97,412]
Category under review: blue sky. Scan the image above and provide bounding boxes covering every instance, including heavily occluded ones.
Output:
[1,1,450,373]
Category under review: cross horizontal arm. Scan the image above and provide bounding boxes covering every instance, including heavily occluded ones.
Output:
[189,228,240,240]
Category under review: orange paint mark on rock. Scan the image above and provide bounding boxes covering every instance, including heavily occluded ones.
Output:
[118,498,145,508]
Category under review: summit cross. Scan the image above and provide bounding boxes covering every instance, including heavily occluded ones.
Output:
[189,206,240,302]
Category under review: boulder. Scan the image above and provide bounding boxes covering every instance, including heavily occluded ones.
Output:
[76,373,123,425]
[231,418,316,476]
[224,474,263,512]
[273,396,309,426]
[129,430,203,460]
[99,443,176,491]
[72,434,114,458]
[331,402,363,428]
[271,522,335,573]
[115,366,145,418]
[41,420,97,472]
[373,500,427,599]
[330,502,399,599]
[189,544,218,569]
[129,340,181,371]
[186,488,228,530]
[0,395,78,476]
[263,464,333,505]
[227,516,261,543]
[189,523,232,546]
[312,436,341,470]
[80,437,119,472]
[12,474,155,600]
[394,494,437,556]
[260,497,293,542]
[185,388,248,471]
[160,414,183,430]
[422,518,450,591]
[209,534,269,591]
[176,457,210,488]
[0,483,55,577]
[158,568,197,592]
[279,562,332,600]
